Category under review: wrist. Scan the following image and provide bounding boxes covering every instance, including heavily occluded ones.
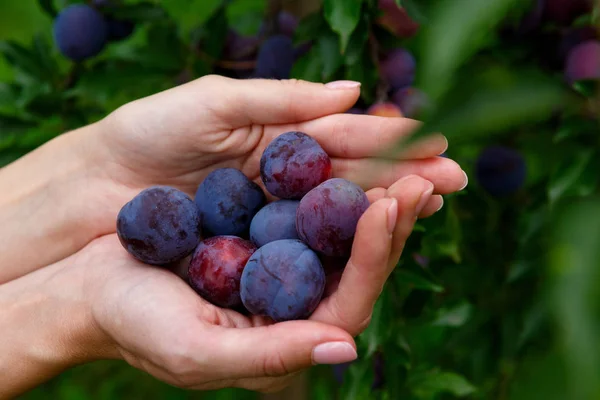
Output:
[0,260,118,398]
[0,121,130,283]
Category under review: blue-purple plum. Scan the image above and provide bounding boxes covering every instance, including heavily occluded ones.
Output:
[53,4,108,61]
[565,40,600,84]
[188,236,257,308]
[475,146,527,197]
[249,200,300,247]
[195,168,266,237]
[240,239,326,321]
[391,87,429,118]
[260,131,332,199]
[296,178,370,257]
[253,35,295,79]
[260,11,299,37]
[117,186,201,265]
[379,48,416,91]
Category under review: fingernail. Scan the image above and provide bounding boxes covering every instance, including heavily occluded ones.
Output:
[386,198,398,234]
[436,196,444,212]
[312,342,358,365]
[440,136,448,155]
[415,183,434,216]
[325,80,361,89]
[459,170,469,190]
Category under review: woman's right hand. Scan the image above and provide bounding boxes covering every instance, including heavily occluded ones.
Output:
[0,174,434,397]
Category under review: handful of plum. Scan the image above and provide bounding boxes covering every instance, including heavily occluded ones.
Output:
[116,131,370,321]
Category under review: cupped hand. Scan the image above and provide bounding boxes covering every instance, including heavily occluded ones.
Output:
[65,174,435,393]
[92,75,466,223]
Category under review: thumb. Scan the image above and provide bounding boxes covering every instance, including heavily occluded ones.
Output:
[198,75,361,125]
[205,320,357,379]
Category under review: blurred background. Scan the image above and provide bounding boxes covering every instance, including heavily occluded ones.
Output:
[3,0,600,399]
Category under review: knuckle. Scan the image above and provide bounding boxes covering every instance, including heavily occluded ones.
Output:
[259,348,292,377]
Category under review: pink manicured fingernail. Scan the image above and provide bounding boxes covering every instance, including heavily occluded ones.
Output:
[312,342,358,365]
[325,80,361,89]
[415,183,434,216]
[386,198,398,234]
[436,196,444,212]
[459,170,469,190]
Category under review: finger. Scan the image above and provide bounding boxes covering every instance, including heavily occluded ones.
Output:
[333,156,467,194]
[418,195,444,218]
[366,187,387,203]
[291,114,448,159]
[204,320,356,380]
[197,75,361,126]
[311,176,433,336]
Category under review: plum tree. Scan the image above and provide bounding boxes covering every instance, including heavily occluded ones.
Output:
[53,4,108,61]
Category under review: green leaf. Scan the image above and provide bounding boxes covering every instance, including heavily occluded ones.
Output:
[111,2,168,21]
[0,40,46,81]
[323,0,364,53]
[344,15,369,66]
[293,12,328,44]
[548,148,599,205]
[431,302,473,327]
[420,0,520,100]
[317,32,343,81]
[395,269,444,293]
[191,5,229,61]
[409,369,477,398]
[161,0,223,34]
[37,0,57,18]
[291,46,323,82]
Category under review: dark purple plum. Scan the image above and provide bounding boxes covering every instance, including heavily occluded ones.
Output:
[253,35,295,80]
[188,236,257,308]
[260,131,332,199]
[53,4,108,61]
[240,239,326,321]
[346,107,365,114]
[391,87,430,118]
[475,146,527,197]
[259,11,299,37]
[117,186,201,265]
[564,40,600,84]
[379,48,416,91]
[296,178,370,257]
[195,168,266,237]
[249,200,300,247]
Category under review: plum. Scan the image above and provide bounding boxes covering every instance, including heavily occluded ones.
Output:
[379,48,416,91]
[195,168,266,237]
[564,40,600,84]
[253,35,295,80]
[249,200,300,247]
[240,239,326,321]
[296,178,370,257]
[391,87,429,118]
[475,146,527,197]
[260,131,332,199]
[117,186,202,265]
[346,107,365,114]
[188,236,257,308]
[367,102,404,118]
[53,4,108,61]
[259,11,299,37]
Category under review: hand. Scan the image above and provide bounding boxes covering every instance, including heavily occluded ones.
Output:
[71,174,434,394]
[0,75,467,283]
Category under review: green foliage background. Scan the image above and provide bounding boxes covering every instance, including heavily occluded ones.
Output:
[2,0,600,399]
